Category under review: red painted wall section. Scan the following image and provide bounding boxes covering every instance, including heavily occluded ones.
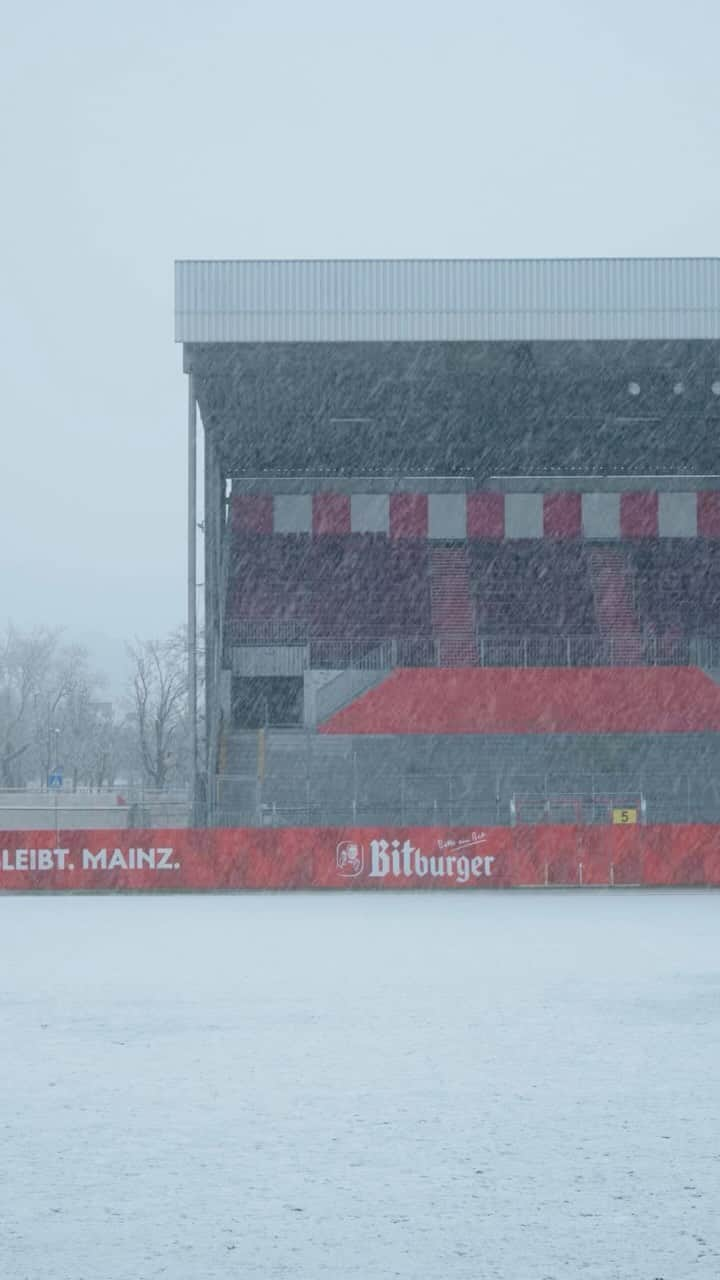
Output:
[318,666,720,734]
[232,494,274,534]
[313,493,351,535]
[543,493,581,538]
[697,492,720,538]
[390,493,428,538]
[2,825,720,891]
[621,492,659,538]
[467,493,505,539]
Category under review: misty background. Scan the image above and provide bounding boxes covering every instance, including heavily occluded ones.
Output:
[1,0,719,696]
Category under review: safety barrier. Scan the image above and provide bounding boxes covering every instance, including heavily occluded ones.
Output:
[224,625,720,670]
[1,824,719,891]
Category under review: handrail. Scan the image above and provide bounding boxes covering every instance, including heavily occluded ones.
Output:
[222,625,720,669]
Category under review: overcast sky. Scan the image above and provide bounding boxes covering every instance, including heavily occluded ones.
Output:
[1,0,719,687]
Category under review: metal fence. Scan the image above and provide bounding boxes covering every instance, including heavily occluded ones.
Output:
[476,634,693,667]
[0,789,191,832]
[224,620,310,646]
[224,625,720,671]
[213,770,710,828]
[0,778,707,831]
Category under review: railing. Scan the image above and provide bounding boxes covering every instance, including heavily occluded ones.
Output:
[309,637,436,669]
[475,633,697,667]
[214,770,708,828]
[224,624,720,670]
[0,803,192,832]
[0,786,192,831]
[224,620,310,645]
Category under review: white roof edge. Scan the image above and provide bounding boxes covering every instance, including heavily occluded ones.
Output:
[175,258,720,344]
[175,255,720,265]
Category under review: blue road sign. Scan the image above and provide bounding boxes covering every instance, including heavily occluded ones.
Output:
[48,770,63,790]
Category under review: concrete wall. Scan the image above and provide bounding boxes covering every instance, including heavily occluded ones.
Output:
[306,668,388,728]
[231,646,308,677]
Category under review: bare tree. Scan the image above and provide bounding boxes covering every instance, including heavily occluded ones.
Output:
[33,643,90,787]
[0,625,116,791]
[0,626,62,786]
[60,687,117,792]
[127,631,188,789]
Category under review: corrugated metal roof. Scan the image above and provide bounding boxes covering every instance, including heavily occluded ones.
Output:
[175,258,720,343]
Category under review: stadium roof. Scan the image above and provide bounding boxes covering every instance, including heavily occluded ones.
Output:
[175,257,720,344]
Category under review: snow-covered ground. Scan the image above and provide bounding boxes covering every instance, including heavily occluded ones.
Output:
[1,890,719,1279]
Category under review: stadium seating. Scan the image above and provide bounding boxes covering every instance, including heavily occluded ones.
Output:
[630,540,720,635]
[469,542,596,634]
[228,534,432,639]
[229,534,312,624]
[310,537,431,639]
[227,533,720,648]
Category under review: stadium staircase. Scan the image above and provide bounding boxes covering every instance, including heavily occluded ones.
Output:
[430,545,477,665]
[588,546,643,662]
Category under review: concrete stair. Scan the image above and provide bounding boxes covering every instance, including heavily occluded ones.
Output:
[588,546,643,663]
[430,545,477,665]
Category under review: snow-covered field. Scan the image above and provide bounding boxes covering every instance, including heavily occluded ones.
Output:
[1,891,719,1279]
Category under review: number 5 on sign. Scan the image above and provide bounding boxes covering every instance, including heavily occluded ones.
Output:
[612,807,637,825]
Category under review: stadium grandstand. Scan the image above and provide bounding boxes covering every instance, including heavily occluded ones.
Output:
[174,257,720,828]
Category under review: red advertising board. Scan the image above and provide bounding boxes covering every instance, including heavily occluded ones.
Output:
[0,824,719,891]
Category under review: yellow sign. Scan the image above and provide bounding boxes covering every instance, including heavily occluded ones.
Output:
[612,807,637,825]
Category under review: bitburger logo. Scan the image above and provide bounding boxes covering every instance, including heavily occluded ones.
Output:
[336,840,364,877]
[368,834,494,883]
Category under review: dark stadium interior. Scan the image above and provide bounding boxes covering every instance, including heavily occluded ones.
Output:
[188,339,720,478]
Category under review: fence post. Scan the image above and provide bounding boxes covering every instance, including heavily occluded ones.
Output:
[523,637,528,668]
[566,636,572,667]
